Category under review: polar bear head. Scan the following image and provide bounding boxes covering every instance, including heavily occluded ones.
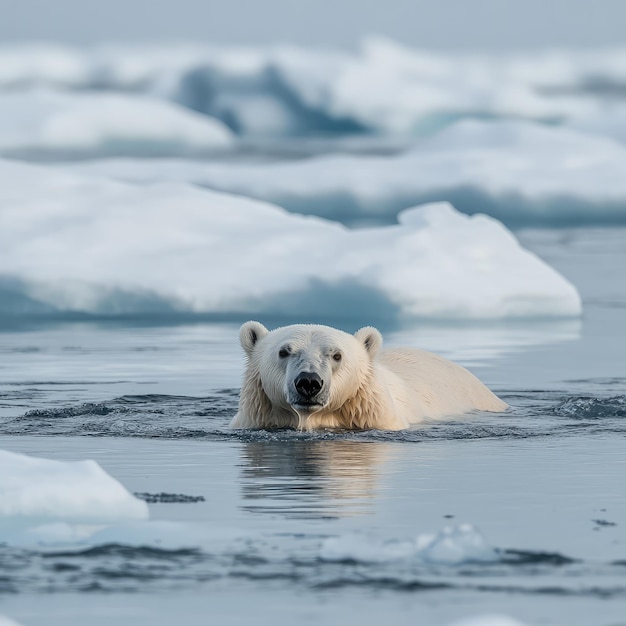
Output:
[238,321,383,427]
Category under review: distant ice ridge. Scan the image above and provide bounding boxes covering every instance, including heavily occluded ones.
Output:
[0,90,233,159]
[2,40,626,139]
[70,120,626,227]
[320,524,498,565]
[0,448,148,545]
[0,159,581,320]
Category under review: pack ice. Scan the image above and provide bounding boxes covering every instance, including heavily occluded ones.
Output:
[71,120,626,227]
[2,40,626,140]
[0,159,581,319]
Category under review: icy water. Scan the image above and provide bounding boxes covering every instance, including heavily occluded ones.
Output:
[1,228,626,625]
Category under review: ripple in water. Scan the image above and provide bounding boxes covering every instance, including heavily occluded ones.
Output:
[554,395,626,419]
[0,530,623,598]
[1,391,625,441]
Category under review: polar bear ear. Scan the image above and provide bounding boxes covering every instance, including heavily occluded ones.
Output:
[354,326,383,358]
[239,321,269,356]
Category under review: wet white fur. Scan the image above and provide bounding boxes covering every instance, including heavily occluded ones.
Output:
[230,322,507,431]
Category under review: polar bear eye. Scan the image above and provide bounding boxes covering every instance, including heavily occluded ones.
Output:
[333,352,342,362]
[279,347,290,358]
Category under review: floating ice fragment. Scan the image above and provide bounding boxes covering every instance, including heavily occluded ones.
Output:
[0,448,148,524]
[320,524,498,565]
[418,524,498,565]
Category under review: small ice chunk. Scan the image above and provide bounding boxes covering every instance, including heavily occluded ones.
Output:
[320,524,497,565]
[418,524,498,565]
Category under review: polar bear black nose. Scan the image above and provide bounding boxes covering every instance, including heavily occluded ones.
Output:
[294,372,323,398]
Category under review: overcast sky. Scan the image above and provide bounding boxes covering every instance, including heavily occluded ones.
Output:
[1,0,625,51]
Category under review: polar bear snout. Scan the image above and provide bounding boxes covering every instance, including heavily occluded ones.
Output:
[294,372,324,399]
[289,368,329,411]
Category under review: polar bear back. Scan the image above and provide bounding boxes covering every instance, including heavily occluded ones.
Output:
[378,348,508,423]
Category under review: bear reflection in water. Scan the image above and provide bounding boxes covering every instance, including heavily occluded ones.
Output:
[239,440,400,518]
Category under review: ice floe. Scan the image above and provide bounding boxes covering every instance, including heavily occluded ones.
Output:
[69,120,626,227]
[0,90,233,159]
[0,448,241,550]
[0,448,148,545]
[0,160,581,319]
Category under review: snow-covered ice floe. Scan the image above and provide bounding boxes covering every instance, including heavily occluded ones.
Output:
[0,448,148,546]
[0,90,233,159]
[2,39,626,140]
[0,159,581,320]
[70,120,626,227]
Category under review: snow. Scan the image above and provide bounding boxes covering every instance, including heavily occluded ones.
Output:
[0,160,581,320]
[0,90,233,158]
[0,448,148,525]
[320,524,497,565]
[69,120,626,227]
[0,617,23,626]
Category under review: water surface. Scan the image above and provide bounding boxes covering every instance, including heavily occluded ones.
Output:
[0,228,625,626]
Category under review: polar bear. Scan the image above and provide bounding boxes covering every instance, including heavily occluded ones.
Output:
[229,321,507,431]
